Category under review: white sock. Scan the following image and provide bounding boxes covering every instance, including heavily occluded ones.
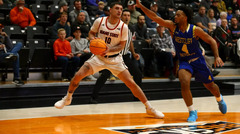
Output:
[216,95,222,102]
[187,105,194,111]
[66,92,73,98]
[144,101,152,109]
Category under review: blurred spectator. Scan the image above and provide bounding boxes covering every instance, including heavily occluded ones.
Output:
[145,2,161,28]
[231,0,240,14]
[51,12,73,41]
[86,0,106,16]
[157,0,175,19]
[69,0,91,25]
[200,0,212,10]
[49,0,70,26]
[95,1,105,18]
[134,15,151,47]
[227,7,233,22]
[71,12,91,38]
[151,24,176,80]
[9,0,36,28]
[0,24,24,85]
[230,16,240,62]
[193,6,211,33]
[207,8,217,31]
[217,0,227,12]
[127,0,141,25]
[53,28,80,81]
[211,0,220,19]
[99,6,110,17]
[70,25,95,82]
[215,19,233,62]
[216,11,227,27]
[0,0,3,5]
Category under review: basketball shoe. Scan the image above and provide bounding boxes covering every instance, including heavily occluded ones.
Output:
[217,95,227,114]
[54,96,72,109]
[187,110,198,122]
[146,108,164,119]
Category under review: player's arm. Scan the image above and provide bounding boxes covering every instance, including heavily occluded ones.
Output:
[135,0,175,31]
[195,27,224,67]
[108,40,126,53]
[88,30,97,41]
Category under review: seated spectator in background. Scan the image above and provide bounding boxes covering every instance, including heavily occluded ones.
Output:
[211,0,220,19]
[9,0,36,28]
[86,0,106,16]
[216,11,227,27]
[215,19,233,62]
[71,12,91,38]
[230,16,240,44]
[127,0,141,25]
[49,0,70,26]
[69,0,91,25]
[0,0,3,5]
[194,6,212,33]
[134,15,151,47]
[70,26,92,68]
[0,24,24,85]
[207,8,217,31]
[95,1,105,18]
[53,28,80,81]
[231,0,240,14]
[157,0,175,19]
[70,26,95,80]
[227,7,233,22]
[52,12,73,41]
[217,0,227,12]
[145,2,161,29]
[151,24,176,80]
[99,6,110,17]
[229,16,240,62]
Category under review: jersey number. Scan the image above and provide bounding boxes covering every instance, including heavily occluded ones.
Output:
[105,37,111,44]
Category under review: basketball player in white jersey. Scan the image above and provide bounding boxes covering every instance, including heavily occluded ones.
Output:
[54,2,164,119]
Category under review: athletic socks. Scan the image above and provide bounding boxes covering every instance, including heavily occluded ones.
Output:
[187,105,194,112]
[66,92,73,98]
[216,95,222,102]
[144,101,152,110]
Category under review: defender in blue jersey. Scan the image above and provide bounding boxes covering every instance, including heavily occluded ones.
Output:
[136,1,227,122]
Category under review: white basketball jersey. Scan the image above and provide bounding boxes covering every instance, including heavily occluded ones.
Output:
[91,17,128,55]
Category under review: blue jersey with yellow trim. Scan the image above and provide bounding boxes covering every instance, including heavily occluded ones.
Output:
[172,24,203,61]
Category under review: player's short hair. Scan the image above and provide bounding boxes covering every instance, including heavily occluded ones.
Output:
[177,6,193,23]
[58,28,66,34]
[109,2,122,8]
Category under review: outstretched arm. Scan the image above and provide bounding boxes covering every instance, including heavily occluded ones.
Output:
[135,0,175,32]
[195,27,224,68]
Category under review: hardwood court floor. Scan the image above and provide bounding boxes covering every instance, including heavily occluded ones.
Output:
[0,95,239,134]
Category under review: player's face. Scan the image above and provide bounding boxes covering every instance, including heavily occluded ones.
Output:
[110,4,123,18]
[174,10,187,24]
[121,11,131,24]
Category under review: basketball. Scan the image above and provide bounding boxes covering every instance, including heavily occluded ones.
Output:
[89,38,107,55]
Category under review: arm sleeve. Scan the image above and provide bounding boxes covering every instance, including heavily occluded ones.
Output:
[9,8,20,24]
[53,41,66,57]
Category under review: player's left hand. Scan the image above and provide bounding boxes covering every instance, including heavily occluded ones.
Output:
[100,46,109,56]
[214,56,224,68]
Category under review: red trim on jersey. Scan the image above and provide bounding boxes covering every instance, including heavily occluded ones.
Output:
[105,16,120,30]
[97,17,104,32]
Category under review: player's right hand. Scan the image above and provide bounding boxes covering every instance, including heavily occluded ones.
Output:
[135,0,141,8]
